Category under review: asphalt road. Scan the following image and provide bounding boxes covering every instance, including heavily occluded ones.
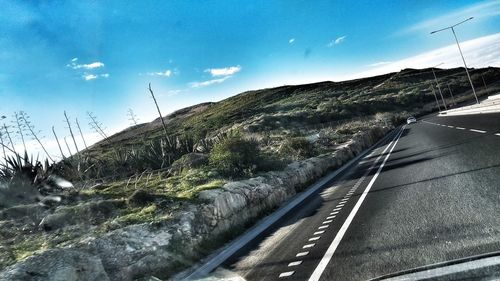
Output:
[218,112,500,281]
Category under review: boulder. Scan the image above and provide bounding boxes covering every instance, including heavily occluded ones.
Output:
[0,249,109,281]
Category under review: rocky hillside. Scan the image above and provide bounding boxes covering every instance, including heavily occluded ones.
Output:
[1,67,500,281]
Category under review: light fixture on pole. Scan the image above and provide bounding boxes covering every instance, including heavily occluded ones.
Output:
[430,17,479,104]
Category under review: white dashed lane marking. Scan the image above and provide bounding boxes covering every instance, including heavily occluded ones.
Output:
[456,127,465,130]
[303,243,315,248]
[333,207,341,211]
[296,251,309,257]
[309,236,321,241]
[495,133,500,137]
[326,216,336,219]
[322,220,333,224]
[470,129,486,133]
[288,261,302,267]
[314,231,325,235]
[318,225,329,229]
[279,271,294,278]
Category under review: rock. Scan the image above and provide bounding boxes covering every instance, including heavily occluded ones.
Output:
[39,199,125,231]
[80,223,187,280]
[0,249,109,281]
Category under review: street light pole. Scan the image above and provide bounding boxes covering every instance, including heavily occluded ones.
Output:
[447,83,456,106]
[431,63,447,110]
[431,17,479,104]
[431,85,442,112]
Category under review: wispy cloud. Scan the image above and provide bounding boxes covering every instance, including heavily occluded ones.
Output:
[327,36,346,47]
[83,73,109,81]
[189,76,232,88]
[67,58,105,70]
[401,0,500,34]
[349,33,500,80]
[204,65,241,77]
[367,61,393,67]
[145,70,172,77]
[289,38,295,44]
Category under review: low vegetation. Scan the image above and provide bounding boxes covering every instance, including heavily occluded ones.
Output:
[1,67,500,273]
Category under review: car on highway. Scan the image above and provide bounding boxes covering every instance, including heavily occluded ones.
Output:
[407,116,417,124]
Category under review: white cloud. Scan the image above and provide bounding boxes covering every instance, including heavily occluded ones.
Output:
[349,33,500,80]
[327,36,347,47]
[204,65,241,77]
[289,38,295,44]
[67,60,105,70]
[145,70,172,77]
[83,74,98,81]
[401,0,500,34]
[82,73,109,81]
[367,61,393,67]
[189,76,232,88]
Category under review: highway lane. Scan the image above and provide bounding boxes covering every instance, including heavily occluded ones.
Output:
[217,112,500,280]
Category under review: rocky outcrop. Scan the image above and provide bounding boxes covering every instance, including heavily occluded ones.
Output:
[0,126,391,281]
[0,249,109,281]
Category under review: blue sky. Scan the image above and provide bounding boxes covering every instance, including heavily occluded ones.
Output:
[1,0,500,159]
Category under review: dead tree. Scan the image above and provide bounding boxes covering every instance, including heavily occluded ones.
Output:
[64,136,73,156]
[87,112,108,141]
[148,83,171,145]
[19,112,54,162]
[52,126,65,159]
[13,112,26,152]
[64,111,79,154]
[127,108,139,126]
[75,118,88,150]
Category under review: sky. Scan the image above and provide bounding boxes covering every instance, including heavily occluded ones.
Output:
[0,0,500,160]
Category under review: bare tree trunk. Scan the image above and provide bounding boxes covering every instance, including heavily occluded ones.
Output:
[20,114,54,162]
[148,83,171,146]
[3,124,15,152]
[64,111,79,154]
[52,126,66,159]
[14,112,26,152]
[64,136,73,156]
[75,118,88,150]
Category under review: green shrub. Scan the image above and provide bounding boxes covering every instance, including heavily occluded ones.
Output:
[279,137,314,160]
[209,134,261,177]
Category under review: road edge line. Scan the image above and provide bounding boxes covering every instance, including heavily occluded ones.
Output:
[183,127,400,280]
[308,125,406,281]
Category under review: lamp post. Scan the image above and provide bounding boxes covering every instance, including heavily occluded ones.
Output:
[431,17,479,104]
[447,83,456,106]
[431,85,442,112]
[431,63,447,110]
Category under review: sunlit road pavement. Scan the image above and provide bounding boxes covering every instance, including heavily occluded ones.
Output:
[220,112,500,281]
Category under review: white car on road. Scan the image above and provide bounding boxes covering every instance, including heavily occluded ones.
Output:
[407,117,416,124]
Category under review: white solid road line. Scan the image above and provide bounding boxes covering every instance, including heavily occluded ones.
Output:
[470,129,487,133]
[288,261,302,267]
[279,271,294,278]
[308,126,405,281]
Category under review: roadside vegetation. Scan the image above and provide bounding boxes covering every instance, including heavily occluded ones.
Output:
[1,67,499,271]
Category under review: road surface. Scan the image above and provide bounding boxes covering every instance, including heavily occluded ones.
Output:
[218,112,500,280]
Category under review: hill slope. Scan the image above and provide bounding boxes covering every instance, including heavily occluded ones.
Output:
[90,66,500,152]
